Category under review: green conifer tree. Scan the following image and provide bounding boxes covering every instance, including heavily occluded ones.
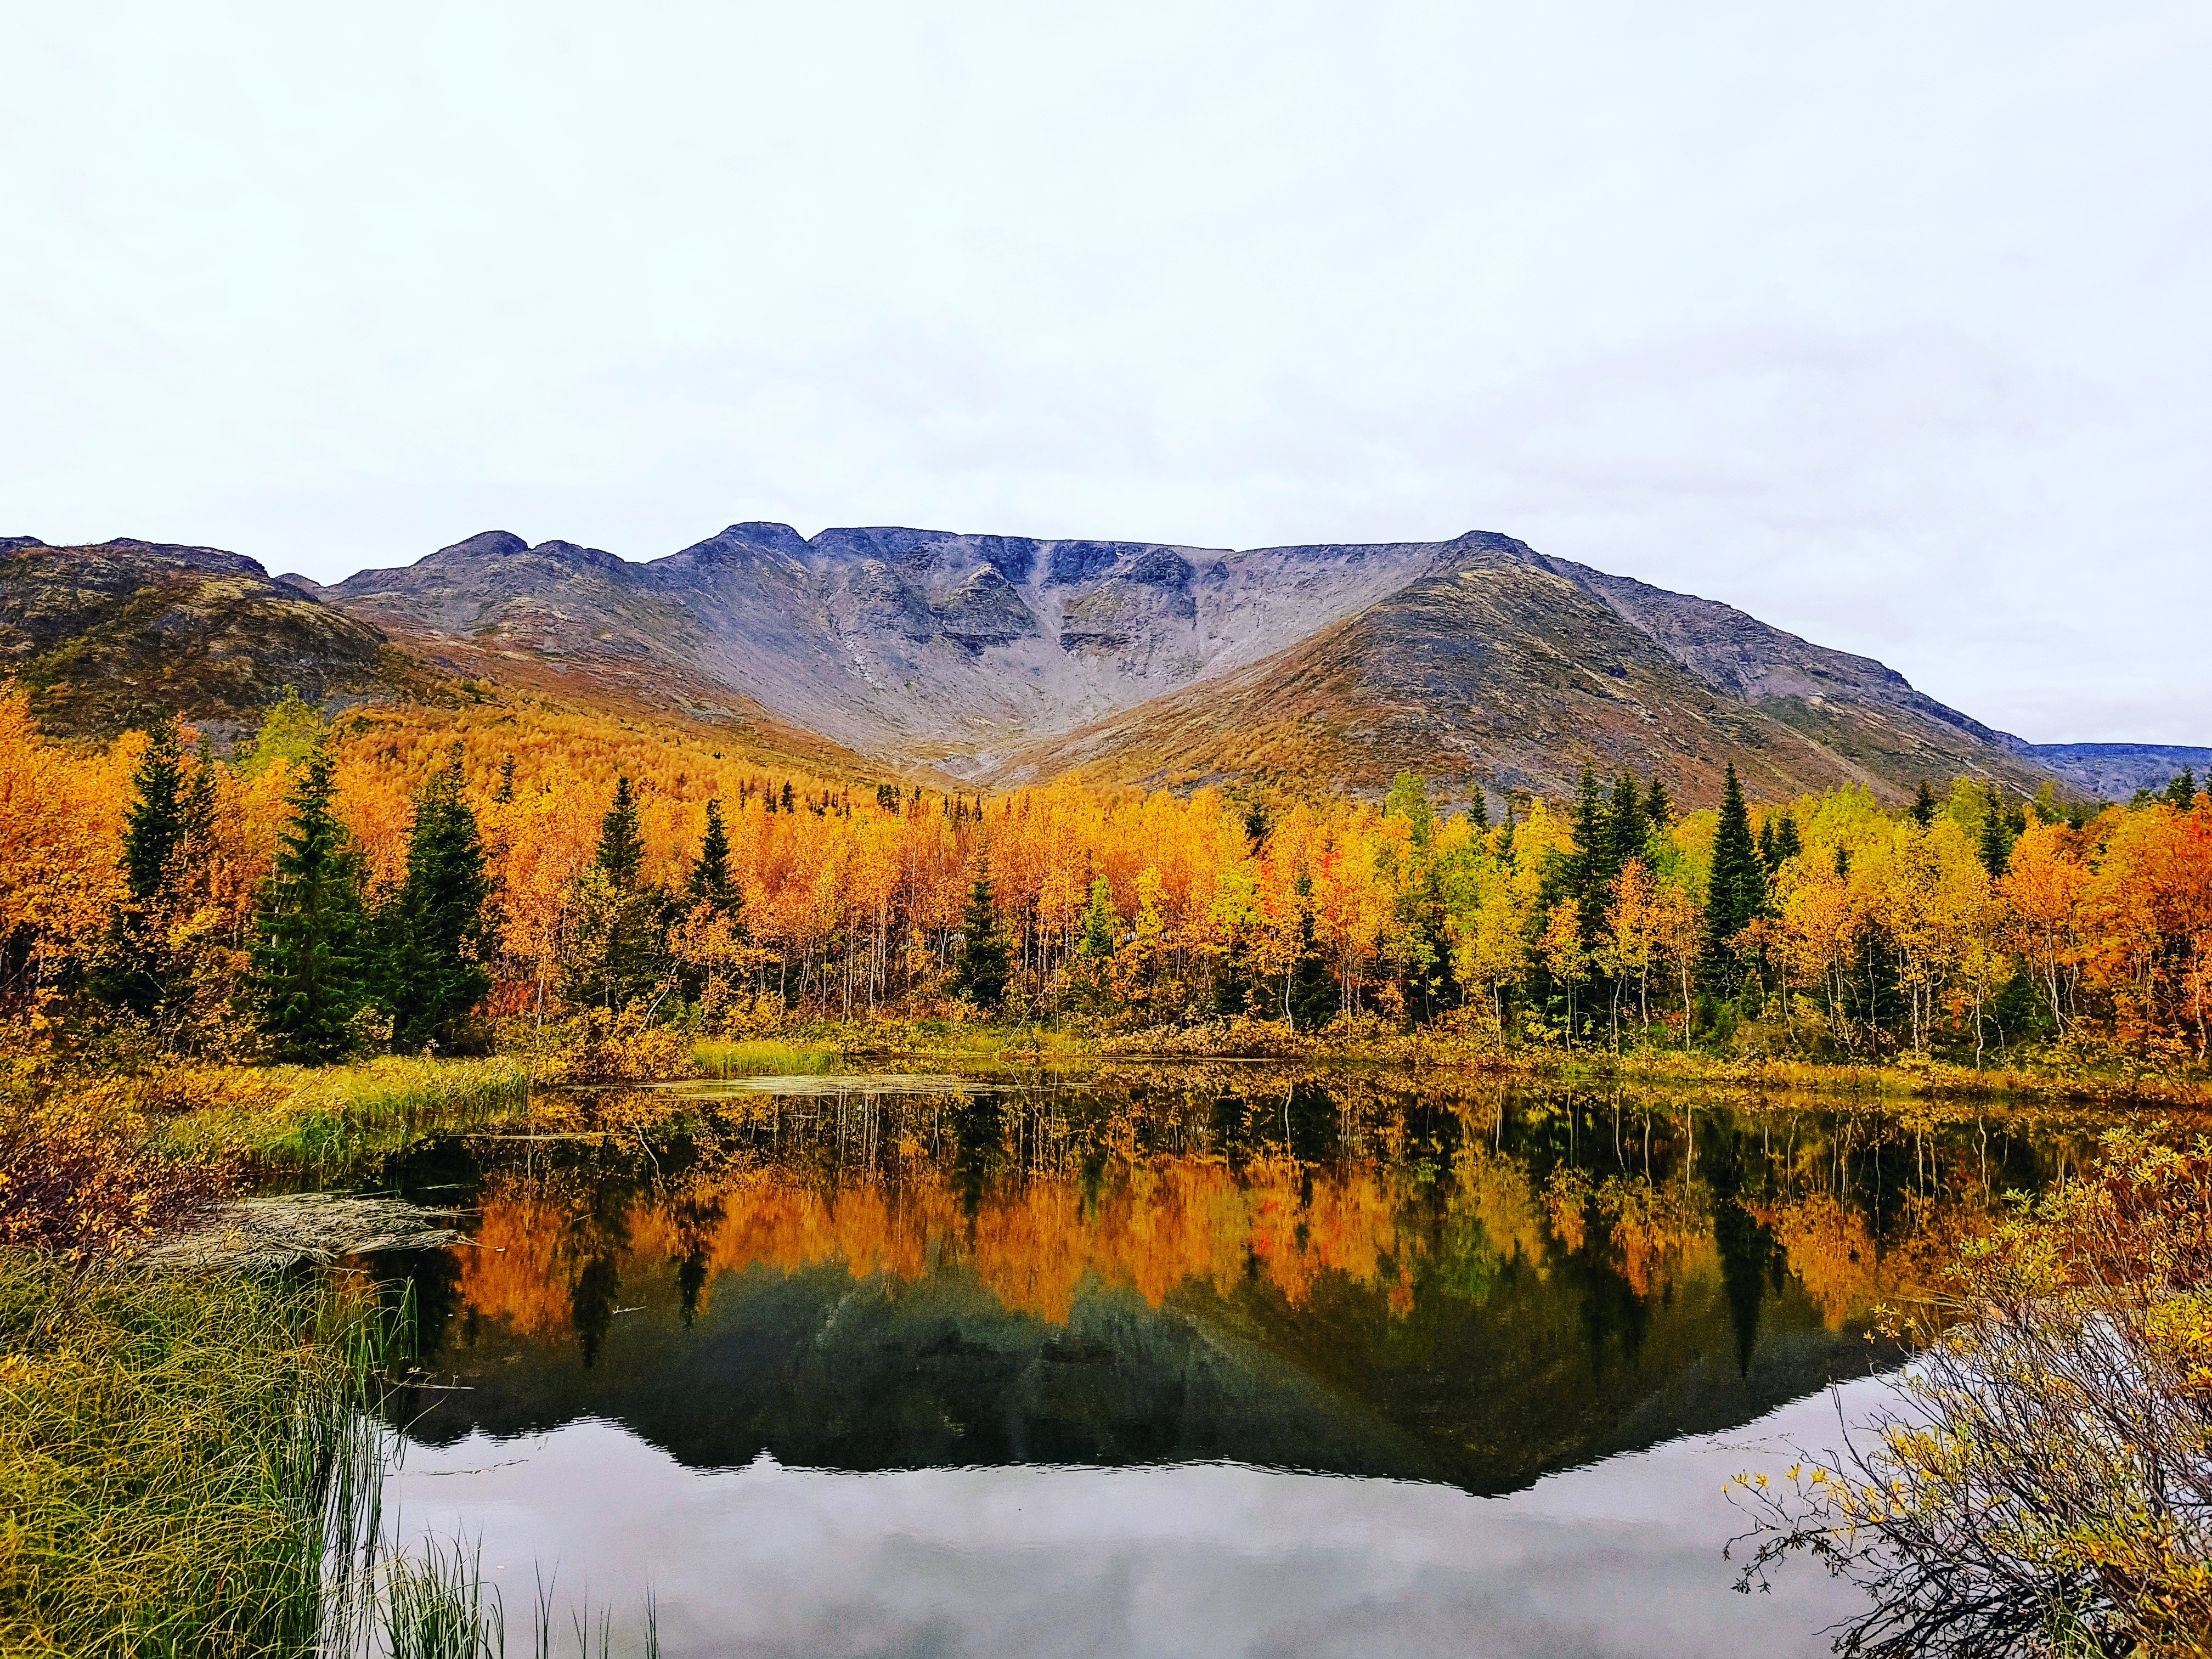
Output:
[1644,776,1673,828]
[381,754,495,1051]
[95,716,190,1020]
[1978,802,2015,876]
[1566,763,1616,940]
[250,742,369,1061]
[1910,780,1940,827]
[596,776,646,885]
[121,716,187,908]
[1608,771,1647,870]
[1081,876,1119,960]
[1287,870,1337,1030]
[2166,768,2198,811]
[1774,813,1803,867]
[1468,790,1490,831]
[1703,764,1768,985]
[687,798,741,925]
[950,862,1011,1010]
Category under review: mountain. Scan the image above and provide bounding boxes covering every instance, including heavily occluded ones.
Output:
[2017,743,2212,799]
[0,537,427,741]
[989,538,2062,804]
[321,524,1447,774]
[321,523,2068,806]
[13,521,2170,806]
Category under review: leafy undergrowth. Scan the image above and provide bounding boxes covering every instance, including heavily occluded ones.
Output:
[1732,1130,2212,1657]
[0,1255,382,1658]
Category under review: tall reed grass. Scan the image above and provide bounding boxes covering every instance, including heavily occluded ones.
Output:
[160,1058,532,1173]
[689,1037,839,1079]
[0,1251,386,1657]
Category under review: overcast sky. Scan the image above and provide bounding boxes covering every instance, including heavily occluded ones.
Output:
[5,3,2206,743]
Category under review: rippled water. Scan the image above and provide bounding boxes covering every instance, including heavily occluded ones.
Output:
[362,1068,2115,1657]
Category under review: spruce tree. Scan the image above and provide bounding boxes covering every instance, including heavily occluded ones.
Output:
[494,753,516,804]
[1644,776,1673,828]
[1608,771,1646,870]
[1081,876,1119,960]
[1978,802,2014,876]
[1774,814,1802,865]
[1910,780,1940,827]
[687,797,740,924]
[2166,768,2198,811]
[1286,871,1336,1029]
[251,742,369,1061]
[1567,763,1616,941]
[381,755,495,1051]
[950,863,1011,1010]
[1757,818,1778,873]
[1468,791,1490,831]
[121,716,187,907]
[1703,764,1767,983]
[597,776,646,885]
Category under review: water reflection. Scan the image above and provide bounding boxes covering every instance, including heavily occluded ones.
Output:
[381,1071,2100,1495]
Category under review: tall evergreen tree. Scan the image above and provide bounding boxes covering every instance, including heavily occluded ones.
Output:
[1757,818,1778,873]
[1081,876,1119,961]
[950,862,1011,1009]
[1703,764,1767,984]
[597,776,646,885]
[1644,776,1673,828]
[2166,768,2199,811]
[1978,802,2015,877]
[1287,870,1336,1030]
[1468,790,1490,831]
[494,753,517,804]
[687,798,740,923]
[1607,770,1647,870]
[1910,780,1940,827]
[1566,763,1617,941]
[381,754,495,1050]
[97,716,189,1020]
[1773,813,1802,867]
[121,716,188,907]
[250,742,369,1061]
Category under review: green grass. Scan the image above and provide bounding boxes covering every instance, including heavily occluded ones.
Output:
[160,1057,531,1172]
[0,1252,385,1658]
[689,1038,840,1079]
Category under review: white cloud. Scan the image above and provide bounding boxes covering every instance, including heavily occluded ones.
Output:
[3,1,2205,740]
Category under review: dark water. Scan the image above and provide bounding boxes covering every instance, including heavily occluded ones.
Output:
[365,1069,2107,1657]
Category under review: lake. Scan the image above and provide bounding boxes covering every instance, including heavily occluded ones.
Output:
[358,1065,2109,1657]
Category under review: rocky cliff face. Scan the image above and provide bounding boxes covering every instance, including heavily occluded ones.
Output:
[0,538,419,740]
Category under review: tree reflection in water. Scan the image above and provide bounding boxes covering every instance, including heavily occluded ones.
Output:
[380,1070,2113,1493]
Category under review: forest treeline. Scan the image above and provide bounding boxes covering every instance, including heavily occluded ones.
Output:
[3,687,2209,1068]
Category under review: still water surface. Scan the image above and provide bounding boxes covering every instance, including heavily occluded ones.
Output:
[365,1067,2111,1657]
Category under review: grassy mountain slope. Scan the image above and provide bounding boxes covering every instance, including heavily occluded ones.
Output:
[988,544,2061,806]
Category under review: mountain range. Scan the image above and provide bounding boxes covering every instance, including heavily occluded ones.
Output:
[5,524,2201,807]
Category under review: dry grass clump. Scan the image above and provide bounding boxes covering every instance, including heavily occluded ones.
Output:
[0,1253,381,1657]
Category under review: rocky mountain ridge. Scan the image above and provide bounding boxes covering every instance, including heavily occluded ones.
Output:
[9,522,2193,806]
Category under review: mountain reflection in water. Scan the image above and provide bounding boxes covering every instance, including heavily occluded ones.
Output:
[379,1071,2097,1496]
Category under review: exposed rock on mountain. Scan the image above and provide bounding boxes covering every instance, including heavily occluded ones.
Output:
[0,538,423,740]
[15,520,2161,807]
[321,522,2074,804]
[2019,743,2212,799]
[990,540,2064,805]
